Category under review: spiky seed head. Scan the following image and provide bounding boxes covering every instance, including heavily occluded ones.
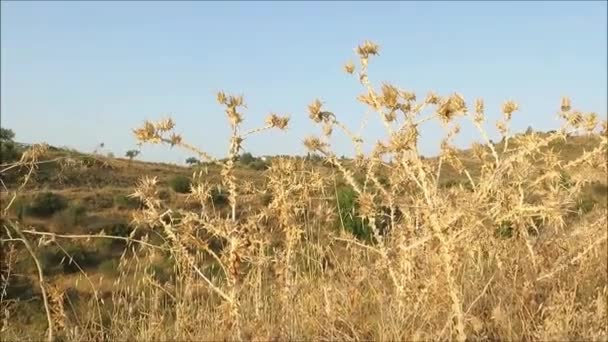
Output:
[156,117,175,132]
[303,136,327,152]
[437,93,466,123]
[496,121,507,135]
[502,100,519,119]
[169,133,182,146]
[308,99,324,123]
[381,83,399,109]
[400,91,416,102]
[475,98,485,115]
[425,91,440,105]
[227,94,245,108]
[344,60,355,74]
[356,40,380,58]
[265,113,290,130]
[357,91,379,110]
[217,91,227,105]
[357,192,375,217]
[561,97,571,112]
[133,121,161,144]
[389,126,418,152]
[384,111,397,123]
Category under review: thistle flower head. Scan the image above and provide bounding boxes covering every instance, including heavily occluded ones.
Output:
[155,118,175,132]
[344,60,356,74]
[217,91,227,105]
[502,100,519,119]
[308,99,324,123]
[303,136,328,153]
[133,121,161,144]
[265,113,290,130]
[437,93,466,123]
[380,83,399,109]
[169,133,182,146]
[425,91,440,105]
[356,40,380,58]
[561,97,571,112]
[400,91,416,102]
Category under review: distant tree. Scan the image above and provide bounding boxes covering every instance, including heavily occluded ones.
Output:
[106,152,115,158]
[0,128,15,141]
[0,127,20,163]
[239,152,256,165]
[525,126,534,135]
[125,150,140,163]
[186,157,200,166]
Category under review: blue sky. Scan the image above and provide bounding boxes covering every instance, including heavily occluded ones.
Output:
[2,1,606,164]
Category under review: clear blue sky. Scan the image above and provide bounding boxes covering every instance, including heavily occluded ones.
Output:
[2,1,606,164]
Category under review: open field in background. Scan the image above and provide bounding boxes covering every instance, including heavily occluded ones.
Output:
[1,41,607,341]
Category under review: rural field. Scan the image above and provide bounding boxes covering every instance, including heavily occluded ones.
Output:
[1,2,607,342]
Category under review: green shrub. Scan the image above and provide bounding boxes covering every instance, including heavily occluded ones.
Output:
[147,257,175,283]
[0,127,21,163]
[169,175,191,194]
[239,152,256,165]
[495,220,514,239]
[99,259,120,276]
[26,192,68,217]
[106,222,132,237]
[559,171,574,190]
[261,192,273,206]
[40,244,101,274]
[113,194,141,209]
[54,204,87,228]
[248,159,268,171]
[11,196,28,221]
[158,188,172,200]
[211,186,229,206]
[576,195,596,215]
[335,185,372,241]
[590,182,608,198]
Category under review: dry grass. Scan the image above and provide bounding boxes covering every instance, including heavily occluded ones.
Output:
[1,40,607,342]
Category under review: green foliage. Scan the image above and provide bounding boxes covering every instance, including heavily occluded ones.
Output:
[440,178,473,191]
[576,195,596,215]
[335,185,373,241]
[106,221,133,237]
[186,157,200,166]
[495,220,514,239]
[25,192,68,218]
[261,192,273,206]
[248,159,268,170]
[114,194,142,209]
[0,127,21,163]
[40,244,101,274]
[211,186,229,206]
[239,152,256,165]
[590,182,608,198]
[99,259,120,276]
[147,257,175,283]
[559,171,574,189]
[54,203,87,228]
[169,175,191,193]
[125,149,140,160]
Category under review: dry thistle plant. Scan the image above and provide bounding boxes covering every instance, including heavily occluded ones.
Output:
[130,93,289,340]
[2,40,606,342]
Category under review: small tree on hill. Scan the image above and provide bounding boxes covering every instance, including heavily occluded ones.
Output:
[125,149,140,163]
[0,127,20,163]
[186,157,200,166]
[525,126,534,135]
[239,152,256,165]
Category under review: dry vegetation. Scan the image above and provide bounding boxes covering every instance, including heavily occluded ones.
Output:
[1,40,607,341]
